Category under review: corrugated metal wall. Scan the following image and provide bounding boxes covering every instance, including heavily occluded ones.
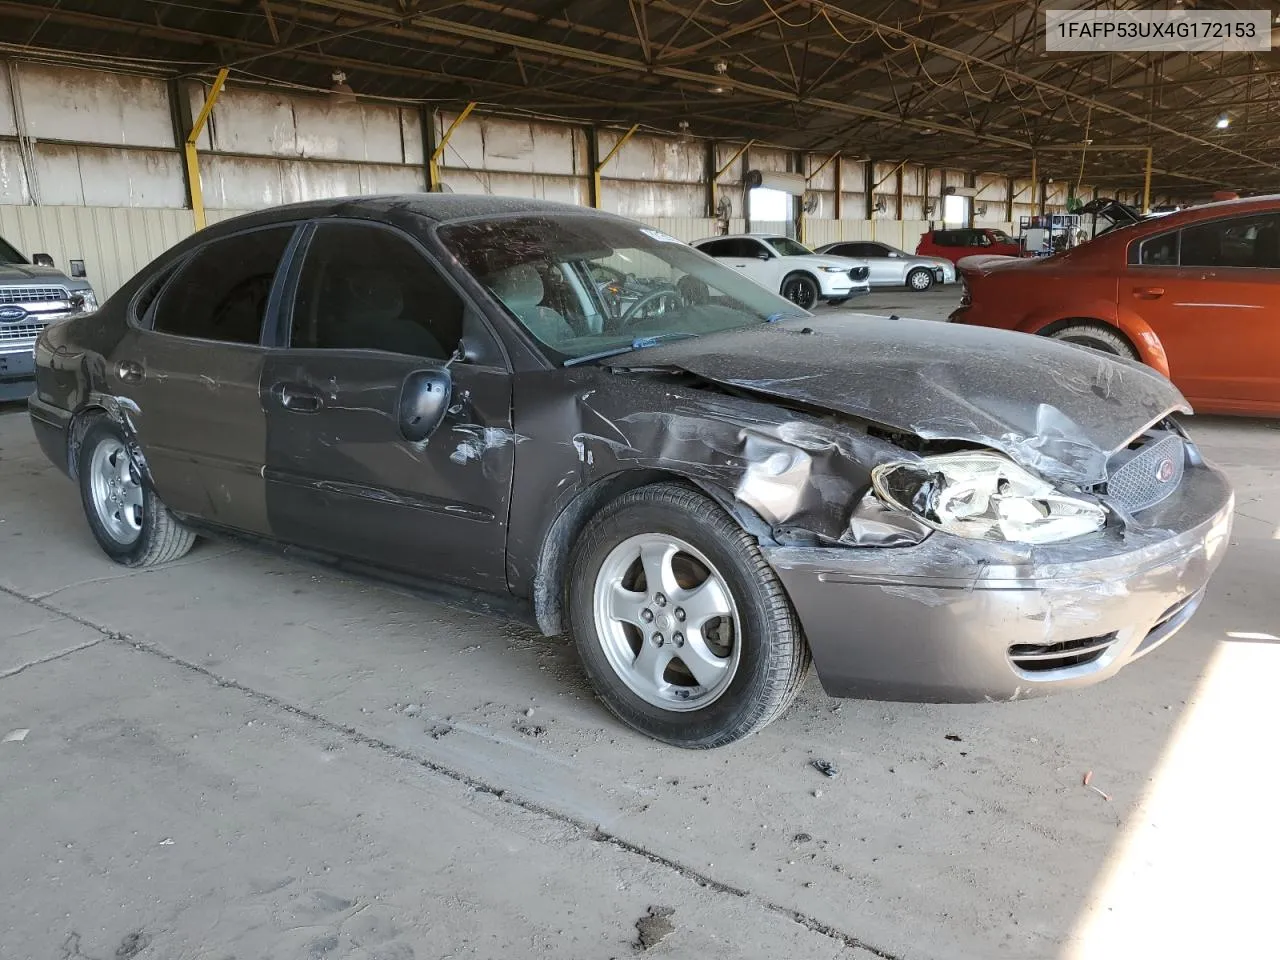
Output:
[0,58,1130,300]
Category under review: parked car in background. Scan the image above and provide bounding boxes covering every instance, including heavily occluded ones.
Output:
[950,195,1280,417]
[814,240,955,290]
[691,234,870,309]
[29,197,1232,748]
[917,227,1022,264]
[1,234,98,402]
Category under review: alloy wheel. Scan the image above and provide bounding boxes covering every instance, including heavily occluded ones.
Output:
[591,533,741,711]
[88,438,144,545]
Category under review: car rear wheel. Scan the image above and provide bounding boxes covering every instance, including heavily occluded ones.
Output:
[1046,323,1139,360]
[567,483,810,748]
[906,267,934,291]
[780,273,819,310]
[77,417,196,567]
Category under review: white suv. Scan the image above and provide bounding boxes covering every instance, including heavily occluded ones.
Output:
[692,234,870,310]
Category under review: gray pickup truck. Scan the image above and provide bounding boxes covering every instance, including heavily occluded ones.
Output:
[1,234,98,402]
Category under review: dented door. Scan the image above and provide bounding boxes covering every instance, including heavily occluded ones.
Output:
[260,352,514,587]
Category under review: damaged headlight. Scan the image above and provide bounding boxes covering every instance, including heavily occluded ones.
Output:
[871,452,1106,544]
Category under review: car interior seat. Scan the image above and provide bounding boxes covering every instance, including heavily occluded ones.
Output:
[486,263,575,346]
[318,264,446,358]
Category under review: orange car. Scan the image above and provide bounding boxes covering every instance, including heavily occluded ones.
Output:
[950,195,1280,416]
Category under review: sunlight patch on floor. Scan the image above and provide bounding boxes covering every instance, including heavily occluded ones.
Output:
[1063,635,1279,959]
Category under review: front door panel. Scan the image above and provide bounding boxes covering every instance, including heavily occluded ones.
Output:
[262,352,514,588]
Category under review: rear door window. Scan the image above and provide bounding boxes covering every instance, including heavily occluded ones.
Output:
[1136,231,1180,266]
[152,227,295,344]
[696,239,732,257]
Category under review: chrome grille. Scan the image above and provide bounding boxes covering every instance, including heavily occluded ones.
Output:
[0,322,45,343]
[1106,432,1185,513]
[0,286,68,306]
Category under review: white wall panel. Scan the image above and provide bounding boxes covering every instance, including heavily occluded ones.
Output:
[0,65,16,136]
[440,112,585,176]
[33,145,185,208]
[17,63,172,148]
[603,132,701,183]
[605,181,703,219]
[437,167,588,206]
[637,217,719,242]
[0,142,31,204]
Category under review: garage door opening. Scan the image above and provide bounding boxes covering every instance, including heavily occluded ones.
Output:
[749,186,793,233]
[943,194,969,227]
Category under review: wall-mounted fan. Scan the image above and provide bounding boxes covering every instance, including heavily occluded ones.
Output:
[801,194,820,214]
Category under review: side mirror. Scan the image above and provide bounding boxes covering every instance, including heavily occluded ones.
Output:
[32,253,55,268]
[757,251,772,260]
[398,367,452,444]
[69,260,87,278]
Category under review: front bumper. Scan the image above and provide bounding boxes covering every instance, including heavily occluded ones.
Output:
[765,463,1233,702]
[28,394,72,475]
[0,346,36,402]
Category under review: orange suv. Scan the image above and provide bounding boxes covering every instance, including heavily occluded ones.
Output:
[950,195,1280,416]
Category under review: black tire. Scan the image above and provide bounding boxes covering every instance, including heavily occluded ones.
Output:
[77,416,196,567]
[1046,322,1139,360]
[780,273,819,310]
[826,297,850,307]
[906,267,934,291]
[567,483,810,748]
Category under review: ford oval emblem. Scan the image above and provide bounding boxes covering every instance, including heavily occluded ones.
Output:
[0,305,28,322]
[1155,458,1176,483]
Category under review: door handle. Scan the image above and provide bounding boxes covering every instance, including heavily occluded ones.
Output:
[116,360,145,383]
[1133,286,1165,300]
[279,385,322,412]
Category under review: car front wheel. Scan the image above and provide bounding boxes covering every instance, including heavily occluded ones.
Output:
[567,483,810,748]
[906,267,934,291]
[77,416,196,567]
[780,273,819,310]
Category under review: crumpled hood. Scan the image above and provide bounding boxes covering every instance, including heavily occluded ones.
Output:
[605,314,1190,485]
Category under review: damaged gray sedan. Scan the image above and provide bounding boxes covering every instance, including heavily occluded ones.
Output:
[28,196,1233,747]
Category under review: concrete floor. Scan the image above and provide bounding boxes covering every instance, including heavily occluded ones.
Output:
[2,295,1277,959]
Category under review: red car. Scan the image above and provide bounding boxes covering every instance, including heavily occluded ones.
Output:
[949,195,1280,416]
[916,227,1022,264]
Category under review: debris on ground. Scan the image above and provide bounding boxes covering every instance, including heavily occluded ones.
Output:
[812,789,823,798]
[2,728,29,743]
[634,905,675,951]
[158,838,175,846]
[793,832,812,843]
[1082,770,1112,801]
[945,734,963,742]
[514,723,546,738]
[810,759,839,778]
[427,723,453,740]
[524,707,535,717]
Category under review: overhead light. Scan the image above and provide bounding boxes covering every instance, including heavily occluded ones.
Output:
[330,70,356,105]
[708,84,729,95]
[713,58,729,75]
[677,119,691,141]
[1216,114,1230,129]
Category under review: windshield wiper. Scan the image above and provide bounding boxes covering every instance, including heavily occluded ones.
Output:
[563,332,701,366]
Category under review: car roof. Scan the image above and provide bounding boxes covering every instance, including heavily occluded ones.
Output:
[200,193,624,236]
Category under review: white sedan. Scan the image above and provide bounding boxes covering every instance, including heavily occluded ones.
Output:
[814,240,955,291]
[692,234,870,310]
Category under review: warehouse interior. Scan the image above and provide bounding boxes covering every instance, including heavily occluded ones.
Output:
[1,2,1278,959]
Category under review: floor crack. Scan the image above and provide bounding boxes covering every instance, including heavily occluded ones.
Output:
[0,636,106,680]
[0,581,900,960]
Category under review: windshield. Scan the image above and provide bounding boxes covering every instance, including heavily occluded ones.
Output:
[438,215,806,363]
[765,236,813,257]
[0,235,25,265]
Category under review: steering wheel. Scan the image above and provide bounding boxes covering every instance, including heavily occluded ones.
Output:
[619,289,684,326]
